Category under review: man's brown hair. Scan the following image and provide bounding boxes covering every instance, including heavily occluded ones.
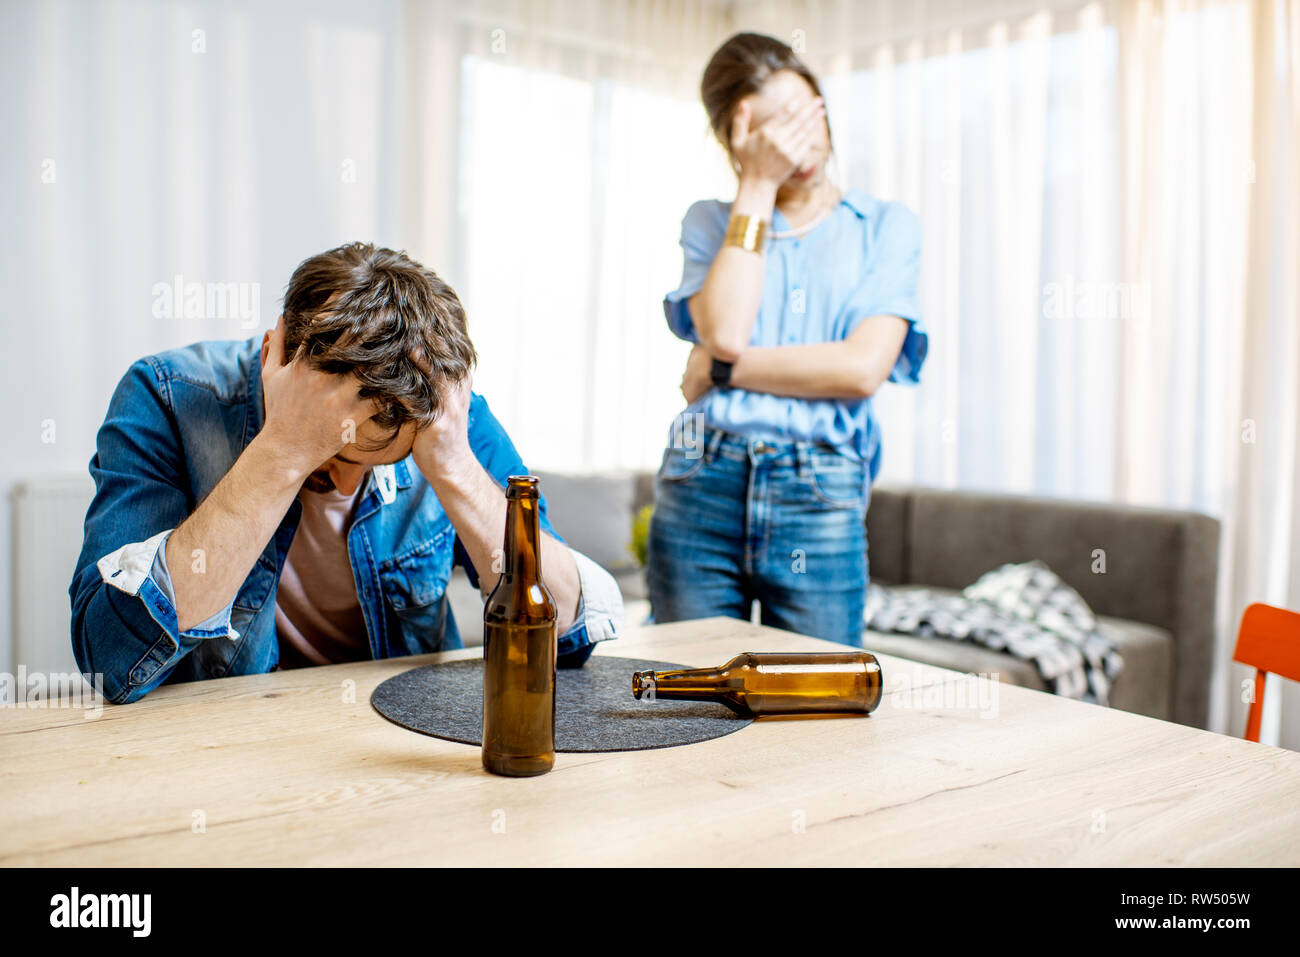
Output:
[280,242,477,447]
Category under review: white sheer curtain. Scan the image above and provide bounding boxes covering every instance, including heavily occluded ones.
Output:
[456,60,736,468]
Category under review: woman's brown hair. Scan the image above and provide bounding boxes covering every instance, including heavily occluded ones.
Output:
[700,32,830,152]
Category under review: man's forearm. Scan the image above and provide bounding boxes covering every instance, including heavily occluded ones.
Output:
[166,433,306,631]
[420,454,582,633]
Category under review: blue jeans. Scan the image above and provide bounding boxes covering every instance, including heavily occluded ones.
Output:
[646,427,869,647]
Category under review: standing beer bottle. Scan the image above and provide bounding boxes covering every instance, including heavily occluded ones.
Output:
[482,475,557,777]
[632,651,883,716]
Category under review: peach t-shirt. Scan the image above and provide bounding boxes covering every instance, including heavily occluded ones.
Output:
[274,484,370,669]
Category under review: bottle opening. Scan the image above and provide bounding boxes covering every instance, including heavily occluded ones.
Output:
[631,670,656,701]
[506,474,540,498]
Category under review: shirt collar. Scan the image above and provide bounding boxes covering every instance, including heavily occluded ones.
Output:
[771,187,875,232]
[840,187,876,219]
[368,460,413,504]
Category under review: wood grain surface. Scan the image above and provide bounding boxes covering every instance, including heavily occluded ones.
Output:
[2,617,1297,866]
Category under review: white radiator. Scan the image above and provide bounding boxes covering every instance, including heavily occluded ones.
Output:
[12,474,95,676]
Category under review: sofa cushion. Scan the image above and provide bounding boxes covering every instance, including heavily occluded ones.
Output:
[864,484,909,585]
[534,470,638,574]
[1093,614,1173,719]
[612,566,648,601]
[446,567,485,646]
[904,488,1188,635]
[863,584,1173,719]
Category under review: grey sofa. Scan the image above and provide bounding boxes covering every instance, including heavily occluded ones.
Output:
[858,486,1218,729]
[448,473,1219,730]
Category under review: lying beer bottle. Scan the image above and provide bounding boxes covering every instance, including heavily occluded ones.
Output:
[482,475,557,777]
[632,651,883,716]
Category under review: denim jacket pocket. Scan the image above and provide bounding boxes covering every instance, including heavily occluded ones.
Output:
[658,444,708,483]
[198,553,278,676]
[234,552,278,613]
[378,539,456,652]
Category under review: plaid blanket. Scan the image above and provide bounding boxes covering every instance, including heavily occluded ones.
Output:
[864,560,1124,705]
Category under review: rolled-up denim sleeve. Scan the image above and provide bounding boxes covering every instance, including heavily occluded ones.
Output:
[83,529,238,684]
[142,530,239,639]
[555,548,624,665]
[663,200,727,343]
[70,358,208,704]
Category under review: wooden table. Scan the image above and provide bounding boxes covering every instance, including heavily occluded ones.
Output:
[3,617,1299,866]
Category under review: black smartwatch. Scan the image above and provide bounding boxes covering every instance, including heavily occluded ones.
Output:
[709,358,733,388]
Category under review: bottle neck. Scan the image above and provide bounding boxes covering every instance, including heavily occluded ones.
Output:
[635,666,746,714]
[503,492,542,583]
[651,667,726,699]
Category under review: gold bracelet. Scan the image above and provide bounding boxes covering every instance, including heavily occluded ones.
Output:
[724,214,768,253]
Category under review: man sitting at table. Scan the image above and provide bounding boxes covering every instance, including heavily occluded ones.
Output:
[70,242,623,704]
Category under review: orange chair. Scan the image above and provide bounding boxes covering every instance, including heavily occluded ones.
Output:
[1232,603,1300,742]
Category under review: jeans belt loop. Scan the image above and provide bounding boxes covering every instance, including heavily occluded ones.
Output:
[705,427,725,463]
[795,444,813,478]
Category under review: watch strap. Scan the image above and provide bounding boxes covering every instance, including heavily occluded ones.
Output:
[709,358,733,387]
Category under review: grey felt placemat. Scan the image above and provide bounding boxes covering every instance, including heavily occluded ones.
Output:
[370,655,753,753]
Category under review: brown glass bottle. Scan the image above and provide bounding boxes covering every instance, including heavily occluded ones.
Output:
[481,476,557,776]
[632,651,883,716]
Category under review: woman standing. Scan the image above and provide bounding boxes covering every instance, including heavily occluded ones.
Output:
[646,32,928,646]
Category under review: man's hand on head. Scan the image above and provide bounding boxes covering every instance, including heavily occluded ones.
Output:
[259,315,378,479]
[411,373,476,483]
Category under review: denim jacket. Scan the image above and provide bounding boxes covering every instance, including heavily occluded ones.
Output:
[70,337,623,704]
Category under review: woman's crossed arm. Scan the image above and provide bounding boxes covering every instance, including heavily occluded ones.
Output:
[681,314,911,404]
